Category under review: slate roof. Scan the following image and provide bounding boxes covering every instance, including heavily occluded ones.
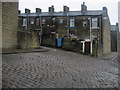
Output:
[19,10,106,17]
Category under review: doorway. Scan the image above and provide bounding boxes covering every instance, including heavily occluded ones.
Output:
[85,42,91,54]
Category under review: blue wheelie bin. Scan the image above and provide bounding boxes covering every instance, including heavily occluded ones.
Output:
[56,37,62,47]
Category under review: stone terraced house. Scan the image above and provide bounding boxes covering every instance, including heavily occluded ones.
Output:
[18,2,111,56]
[111,23,119,52]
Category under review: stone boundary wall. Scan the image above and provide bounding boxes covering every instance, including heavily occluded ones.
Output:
[17,30,40,49]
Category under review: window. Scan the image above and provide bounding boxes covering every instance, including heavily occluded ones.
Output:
[52,17,55,21]
[42,19,45,27]
[83,21,87,27]
[35,18,40,26]
[22,18,27,26]
[70,18,75,27]
[30,18,34,25]
[59,19,63,24]
[42,19,45,24]
[52,17,56,25]
[91,18,98,29]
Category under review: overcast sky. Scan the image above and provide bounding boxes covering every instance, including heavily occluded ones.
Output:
[19,0,119,25]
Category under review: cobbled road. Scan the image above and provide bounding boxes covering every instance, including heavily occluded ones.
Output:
[2,47,119,88]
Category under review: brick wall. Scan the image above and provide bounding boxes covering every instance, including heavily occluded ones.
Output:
[2,2,18,49]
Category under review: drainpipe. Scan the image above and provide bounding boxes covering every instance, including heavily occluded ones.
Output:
[25,8,30,48]
[83,41,85,53]
[40,13,43,45]
[89,17,92,41]
[67,13,69,36]
[89,17,92,55]
[91,42,93,54]
[116,23,119,52]
[36,8,42,46]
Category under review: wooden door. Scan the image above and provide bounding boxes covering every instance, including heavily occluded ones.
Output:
[85,42,91,54]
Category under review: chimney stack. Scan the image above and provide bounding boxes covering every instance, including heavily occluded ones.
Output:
[25,8,30,14]
[103,7,108,13]
[48,5,54,13]
[116,23,118,26]
[81,2,87,13]
[63,6,69,13]
[36,8,41,13]
[18,10,21,14]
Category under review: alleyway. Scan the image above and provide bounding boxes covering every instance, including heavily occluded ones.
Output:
[2,47,119,88]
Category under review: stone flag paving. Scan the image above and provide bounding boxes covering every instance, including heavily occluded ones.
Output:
[2,47,119,88]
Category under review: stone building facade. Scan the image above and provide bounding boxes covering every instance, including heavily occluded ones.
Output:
[118,1,120,53]
[0,1,2,50]
[111,23,119,52]
[119,1,120,31]
[19,2,111,56]
[18,9,40,49]
[2,2,18,49]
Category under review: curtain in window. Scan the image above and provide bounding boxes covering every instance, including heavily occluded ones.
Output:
[22,18,27,26]
[70,18,75,27]
[36,18,40,26]
[91,18,98,29]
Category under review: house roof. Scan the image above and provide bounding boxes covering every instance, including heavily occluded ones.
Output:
[19,10,106,17]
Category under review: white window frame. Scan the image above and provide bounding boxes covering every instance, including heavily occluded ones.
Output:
[83,21,87,27]
[30,18,34,25]
[91,18,98,29]
[36,18,40,26]
[42,19,45,24]
[59,19,63,24]
[22,18,27,27]
[70,18,75,27]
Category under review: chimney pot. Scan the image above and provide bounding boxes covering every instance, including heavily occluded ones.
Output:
[18,10,21,14]
[103,7,108,13]
[48,5,54,13]
[36,8,41,13]
[103,7,107,10]
[63,6,69,12]
[83,2,85,5]
[81,2,87,13]
[25,8,30,14]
